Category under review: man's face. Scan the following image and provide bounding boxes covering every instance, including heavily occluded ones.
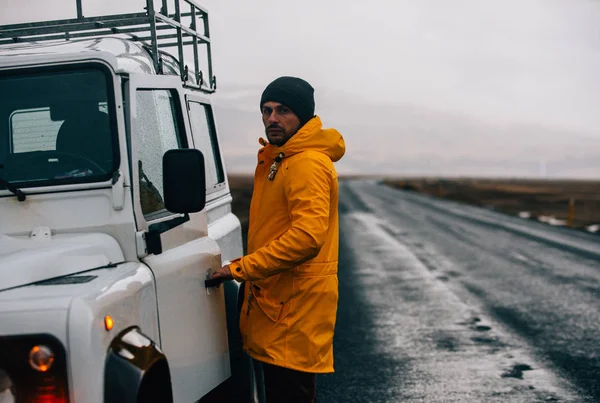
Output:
[261,101,302,147]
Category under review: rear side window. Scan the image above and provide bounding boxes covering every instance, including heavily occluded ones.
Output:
[187,101,224,191]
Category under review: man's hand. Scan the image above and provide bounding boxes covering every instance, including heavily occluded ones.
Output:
[212,264,234,282]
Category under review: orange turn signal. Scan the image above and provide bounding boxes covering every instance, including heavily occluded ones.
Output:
[104,315,114,331]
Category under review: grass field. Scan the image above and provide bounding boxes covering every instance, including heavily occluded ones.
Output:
[227,175,600,240]
[383,177,600,233]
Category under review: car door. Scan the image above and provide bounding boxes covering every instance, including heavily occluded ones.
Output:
[185,95,253,397]
[127,74,230,402]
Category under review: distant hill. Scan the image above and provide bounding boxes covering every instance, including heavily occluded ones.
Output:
[212,84,600,179]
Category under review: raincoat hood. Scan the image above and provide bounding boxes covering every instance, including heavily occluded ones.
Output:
[259,116,345,162]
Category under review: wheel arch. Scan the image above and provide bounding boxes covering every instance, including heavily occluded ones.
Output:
[104,326,173,403]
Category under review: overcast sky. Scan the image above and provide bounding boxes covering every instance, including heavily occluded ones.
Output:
[206,0,600,137]
[3,0,599,134]
[2,0,600,177]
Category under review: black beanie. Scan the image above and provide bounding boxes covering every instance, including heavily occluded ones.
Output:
[260,76,315,126]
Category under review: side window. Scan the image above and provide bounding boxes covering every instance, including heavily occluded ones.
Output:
[10,102,109,153]
[10,108,63,153]
[134,90,185,219]
[187,101,224,191]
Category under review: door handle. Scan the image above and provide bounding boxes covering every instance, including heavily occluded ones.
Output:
[205,277,225,288]
[205,268,227,295]
[204,261,232,294]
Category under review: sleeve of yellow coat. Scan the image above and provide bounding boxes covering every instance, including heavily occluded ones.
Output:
[230,156,332,282]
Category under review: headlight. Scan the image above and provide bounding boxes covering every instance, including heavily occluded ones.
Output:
[0,368,16,403]
[29,345,55,372]
[0,334,69,403]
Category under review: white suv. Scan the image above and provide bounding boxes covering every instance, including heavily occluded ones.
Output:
[0,1,254,402]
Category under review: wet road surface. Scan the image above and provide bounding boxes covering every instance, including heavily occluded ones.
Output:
[318,180,600,402]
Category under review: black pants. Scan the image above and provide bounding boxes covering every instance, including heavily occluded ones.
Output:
[261,362,317,403]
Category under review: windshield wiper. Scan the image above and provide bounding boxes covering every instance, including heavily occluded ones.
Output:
[0,177,26,201]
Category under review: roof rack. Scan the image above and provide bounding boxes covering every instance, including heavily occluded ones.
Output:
[0,0,216,93]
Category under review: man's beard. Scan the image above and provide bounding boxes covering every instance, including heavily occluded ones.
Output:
[265,123,300,146]
[266,124,288,146]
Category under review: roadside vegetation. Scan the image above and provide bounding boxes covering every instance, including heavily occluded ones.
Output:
[383,177,600,234]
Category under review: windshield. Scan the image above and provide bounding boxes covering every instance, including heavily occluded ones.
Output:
[0,66,117,190]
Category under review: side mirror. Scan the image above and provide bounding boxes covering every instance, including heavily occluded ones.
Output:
[163,149,206,213]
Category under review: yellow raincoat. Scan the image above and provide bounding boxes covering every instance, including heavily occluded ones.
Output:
[230,116,346,373]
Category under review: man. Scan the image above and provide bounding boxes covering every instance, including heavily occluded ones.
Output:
[211,76,346,402]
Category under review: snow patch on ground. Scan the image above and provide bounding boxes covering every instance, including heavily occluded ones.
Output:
[537,215,568,226]
[519,211,532,219]
[586,224,600,233]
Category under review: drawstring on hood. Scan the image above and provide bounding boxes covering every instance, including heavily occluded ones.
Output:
[267,152,285,181]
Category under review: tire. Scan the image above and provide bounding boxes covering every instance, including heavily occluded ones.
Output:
[136,361,173,403]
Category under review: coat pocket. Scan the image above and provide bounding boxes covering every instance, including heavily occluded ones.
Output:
[253,287,284,322]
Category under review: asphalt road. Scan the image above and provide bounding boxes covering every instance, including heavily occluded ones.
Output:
[318,180,600,403]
